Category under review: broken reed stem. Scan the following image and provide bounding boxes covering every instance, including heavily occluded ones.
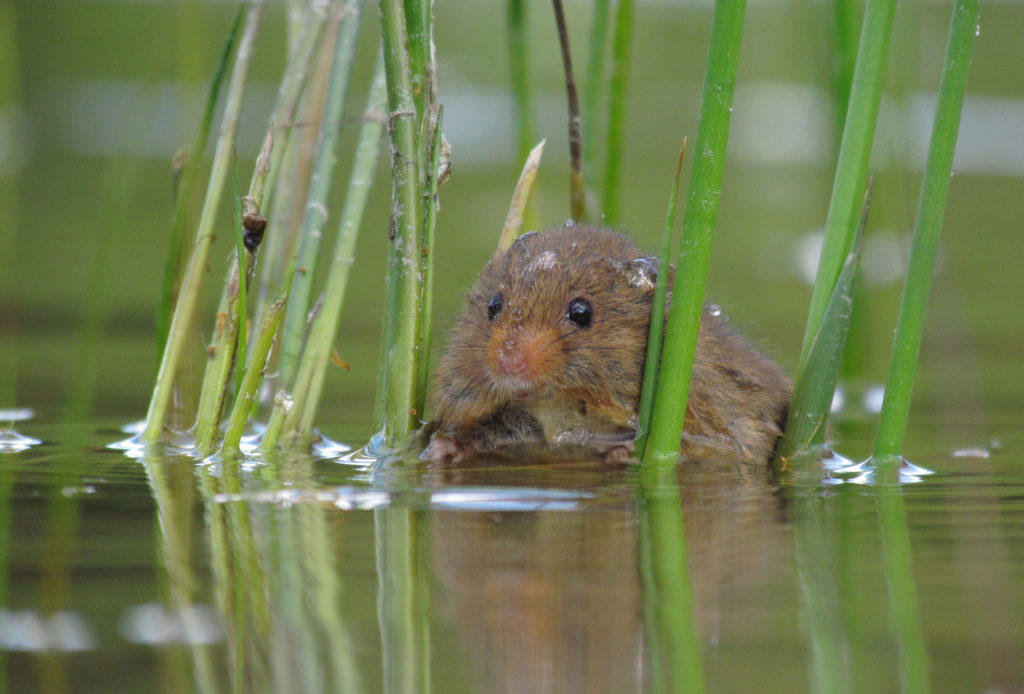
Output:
[498,139,547,252]
[141,0,266,443]
[551,0,586,222]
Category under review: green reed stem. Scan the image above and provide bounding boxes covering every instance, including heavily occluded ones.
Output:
[635,141,686,459]
[192,291,239,453]
[192,130,274,454]
[507,0,535,165]
[829,0,860,142]
[0,1,19,421]
[601,0,634,226]
[415,106,445,419]
[377,0,425,443]
[582,0,610,199]
[643,0,747,467]
[406,0,430,120]
[797,0,896,374]
[873,0,978,464]
[158,4,244,359]
[142,0,265,443]
[375,506,431,694]
[260,1,331,209]
[277,0,365,393]
[221,296,286,458]
[271,58,387,450]
[251,0,333,326]
[637,473,706,694]
[776,188,867,467]
[232,156,248,395]
[790,487,854,694]
[875,485,931,693]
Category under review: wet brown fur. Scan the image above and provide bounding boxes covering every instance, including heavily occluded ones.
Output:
[426,225,792,464]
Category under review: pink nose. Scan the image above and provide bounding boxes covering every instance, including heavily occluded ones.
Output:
[497,349,529,376]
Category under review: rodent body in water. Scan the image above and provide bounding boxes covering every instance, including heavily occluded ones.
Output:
[422,225,792,464]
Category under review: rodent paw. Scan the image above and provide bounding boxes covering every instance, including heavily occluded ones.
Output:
[603,444,638,464]
[421,432,469,463]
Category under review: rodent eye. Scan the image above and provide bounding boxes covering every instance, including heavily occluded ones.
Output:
[487,293,504,321]
[566,297,593,328]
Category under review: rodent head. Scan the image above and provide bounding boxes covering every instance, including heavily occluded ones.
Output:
[432,225,660,427]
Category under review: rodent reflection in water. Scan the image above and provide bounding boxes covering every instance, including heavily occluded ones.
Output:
[423,225,791,464]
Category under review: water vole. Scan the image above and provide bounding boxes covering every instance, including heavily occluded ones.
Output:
[423,225,791,463]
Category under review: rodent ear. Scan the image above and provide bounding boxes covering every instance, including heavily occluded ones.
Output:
[624,257,658,292]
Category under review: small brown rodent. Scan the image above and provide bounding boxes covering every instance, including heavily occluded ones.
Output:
[423,225,792,464]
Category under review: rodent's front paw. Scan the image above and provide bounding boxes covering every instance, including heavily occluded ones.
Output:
[420,431,470,463]
[583,432,637,463]
[603,445,637,464]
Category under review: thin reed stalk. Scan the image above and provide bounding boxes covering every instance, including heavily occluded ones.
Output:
[232,161,248,396]
[875,485,931,693]
[377,0,426,443]
[270,58,388,449]
[601,0,633,226]
[582,0,610,199]
[158,5,244,359]
[642,0,747,466]
[415,106,445,418]
[873,0,979,465]
[796,0,897,373]
[142,0,266,443]
[221,296,287,458]
[259,1,332,211]
[790,488,854,694]
[276,0,366,393]
[192,130,274,454]
[776,186,869,467]
[253,1,334,323]
[635,140,686,459]
[637,475,706,693]
[551,0,586,222]
[375,506,431,694]
[507,0,535,165]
